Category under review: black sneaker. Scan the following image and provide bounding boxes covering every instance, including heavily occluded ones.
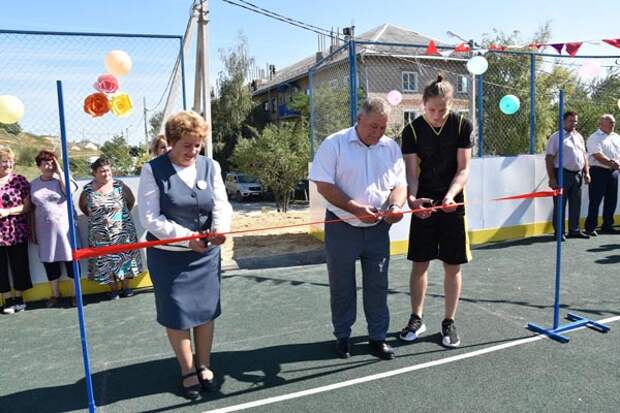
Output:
[601,227,620,235]
[399,314,426,342]
[441,319,460,348]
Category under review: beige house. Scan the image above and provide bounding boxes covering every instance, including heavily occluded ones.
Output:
[252,23,471,136]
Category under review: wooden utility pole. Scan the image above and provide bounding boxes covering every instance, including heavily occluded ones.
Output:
[194,0,212,158]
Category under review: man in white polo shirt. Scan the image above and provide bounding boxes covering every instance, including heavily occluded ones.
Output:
[545,110,591,240]
[585,114,620,235]
[309,98,407,360]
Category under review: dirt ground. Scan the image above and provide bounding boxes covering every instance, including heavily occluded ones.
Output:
[221,204,323,264]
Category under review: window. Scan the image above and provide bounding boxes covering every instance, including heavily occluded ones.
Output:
[271,98,276,113]
[328,79,338,89]
[402,71,418,92]
[263,101,269,111]
[458,75,468,93]
[403,110,417,125]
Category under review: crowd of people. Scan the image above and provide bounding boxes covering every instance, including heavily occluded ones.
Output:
[545,112,620,240]
[0,78,617,399]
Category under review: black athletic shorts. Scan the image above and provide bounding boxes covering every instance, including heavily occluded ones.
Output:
[407,209,471,265]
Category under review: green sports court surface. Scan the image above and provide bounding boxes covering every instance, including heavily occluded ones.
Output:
[1,233,619,412]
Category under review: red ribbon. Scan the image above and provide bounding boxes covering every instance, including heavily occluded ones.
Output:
[72,190,561,261]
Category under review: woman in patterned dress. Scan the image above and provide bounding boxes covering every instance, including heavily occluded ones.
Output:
[0,147,33,314]
[79,157,142,299]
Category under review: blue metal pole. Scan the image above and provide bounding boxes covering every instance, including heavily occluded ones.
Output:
[56,81,97,413]
[529,54,536,154]
[348,40,358,126]
[553,89,565,330]
[179,37,187,110]
[309,69,316,157]
[476,74,484,157]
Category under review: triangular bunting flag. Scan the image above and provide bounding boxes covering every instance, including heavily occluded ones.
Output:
[603,39,620,49]
[550,43,564,54]
[527,43,542,51]
[489,43,506,51]
[454,43,470,53]
[565,42,583,56]
[425,40,440,56]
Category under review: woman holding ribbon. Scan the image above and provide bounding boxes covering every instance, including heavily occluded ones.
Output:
[138,111,232,400]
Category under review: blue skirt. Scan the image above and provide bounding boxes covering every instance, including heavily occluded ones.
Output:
[147,246,221,330]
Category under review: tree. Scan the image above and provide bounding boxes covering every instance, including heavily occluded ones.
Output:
[0,121,22,135]
[100,135,134,176]
[148,111,164,139]
[231,121,310,212]
[211,34,255,171]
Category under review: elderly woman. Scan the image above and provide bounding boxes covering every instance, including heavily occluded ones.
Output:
[150,134,169,158]
[139,111,232,400]
[30,150,79,307]
[79,157,142,299]
[0,147,32,314]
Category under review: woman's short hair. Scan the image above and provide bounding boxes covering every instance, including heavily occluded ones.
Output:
[150,134,168,155]
[90,156,112,173]
[35,150,57,166]
[0,146,15,161]
[164,111,209,146]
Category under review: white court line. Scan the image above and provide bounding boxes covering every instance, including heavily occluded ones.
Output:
[203,315,619,413]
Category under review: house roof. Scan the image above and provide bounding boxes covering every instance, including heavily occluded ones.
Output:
[253,23,460,95]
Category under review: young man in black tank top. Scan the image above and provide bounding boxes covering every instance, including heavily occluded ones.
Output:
[399,75,473,348]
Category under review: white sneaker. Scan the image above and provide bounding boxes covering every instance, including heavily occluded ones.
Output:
[13,303,26,312]
[2,305,15,314]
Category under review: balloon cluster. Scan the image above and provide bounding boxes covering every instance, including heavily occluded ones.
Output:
[0,95,24,124]
[84,50,133,118]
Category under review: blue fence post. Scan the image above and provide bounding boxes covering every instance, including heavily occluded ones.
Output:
[476,74,484,157]
[56,80,97,413]
[309,69,316,158]
[348,39,358,126]
[529,53,536,154]
[553,89,565,330]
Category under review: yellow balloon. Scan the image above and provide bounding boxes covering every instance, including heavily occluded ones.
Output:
[617,98,620,110]
[105,50,132,77]
[0,95,25,124]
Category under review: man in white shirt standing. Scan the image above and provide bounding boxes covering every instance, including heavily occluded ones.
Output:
[545,111,591,240]
[309,98,407,360]
[585,114,620,235]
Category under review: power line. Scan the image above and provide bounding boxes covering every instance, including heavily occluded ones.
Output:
[220,0,344,41]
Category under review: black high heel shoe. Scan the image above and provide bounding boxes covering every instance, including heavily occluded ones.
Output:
[179,371,201,400]
[196,365,217,392]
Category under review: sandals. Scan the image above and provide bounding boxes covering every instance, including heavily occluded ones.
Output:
[179,371,201,400]
[196,365,217,392]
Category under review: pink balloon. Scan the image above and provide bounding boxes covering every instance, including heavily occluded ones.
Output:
[579,61,601,77]
[386,90,402,106]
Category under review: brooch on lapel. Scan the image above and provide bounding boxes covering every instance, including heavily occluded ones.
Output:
[196,180,208,190]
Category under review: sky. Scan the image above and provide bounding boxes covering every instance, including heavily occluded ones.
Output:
[2,0,620,76]
[0,0,619,143]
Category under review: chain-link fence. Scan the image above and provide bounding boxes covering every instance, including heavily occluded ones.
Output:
[0,30,185,179]
[309,40,620,157]
[480,51,619,156]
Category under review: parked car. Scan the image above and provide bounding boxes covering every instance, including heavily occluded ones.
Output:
[225,172,263,201]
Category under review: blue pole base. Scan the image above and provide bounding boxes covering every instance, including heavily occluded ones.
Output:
[527,313,610,343]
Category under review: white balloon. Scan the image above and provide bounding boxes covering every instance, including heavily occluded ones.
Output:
[466,56,489,75]
[0,95,25,124]
[105,50,132,77]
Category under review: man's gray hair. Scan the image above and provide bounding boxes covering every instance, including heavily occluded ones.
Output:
[600,113,616,123]
[358,98,391,118]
